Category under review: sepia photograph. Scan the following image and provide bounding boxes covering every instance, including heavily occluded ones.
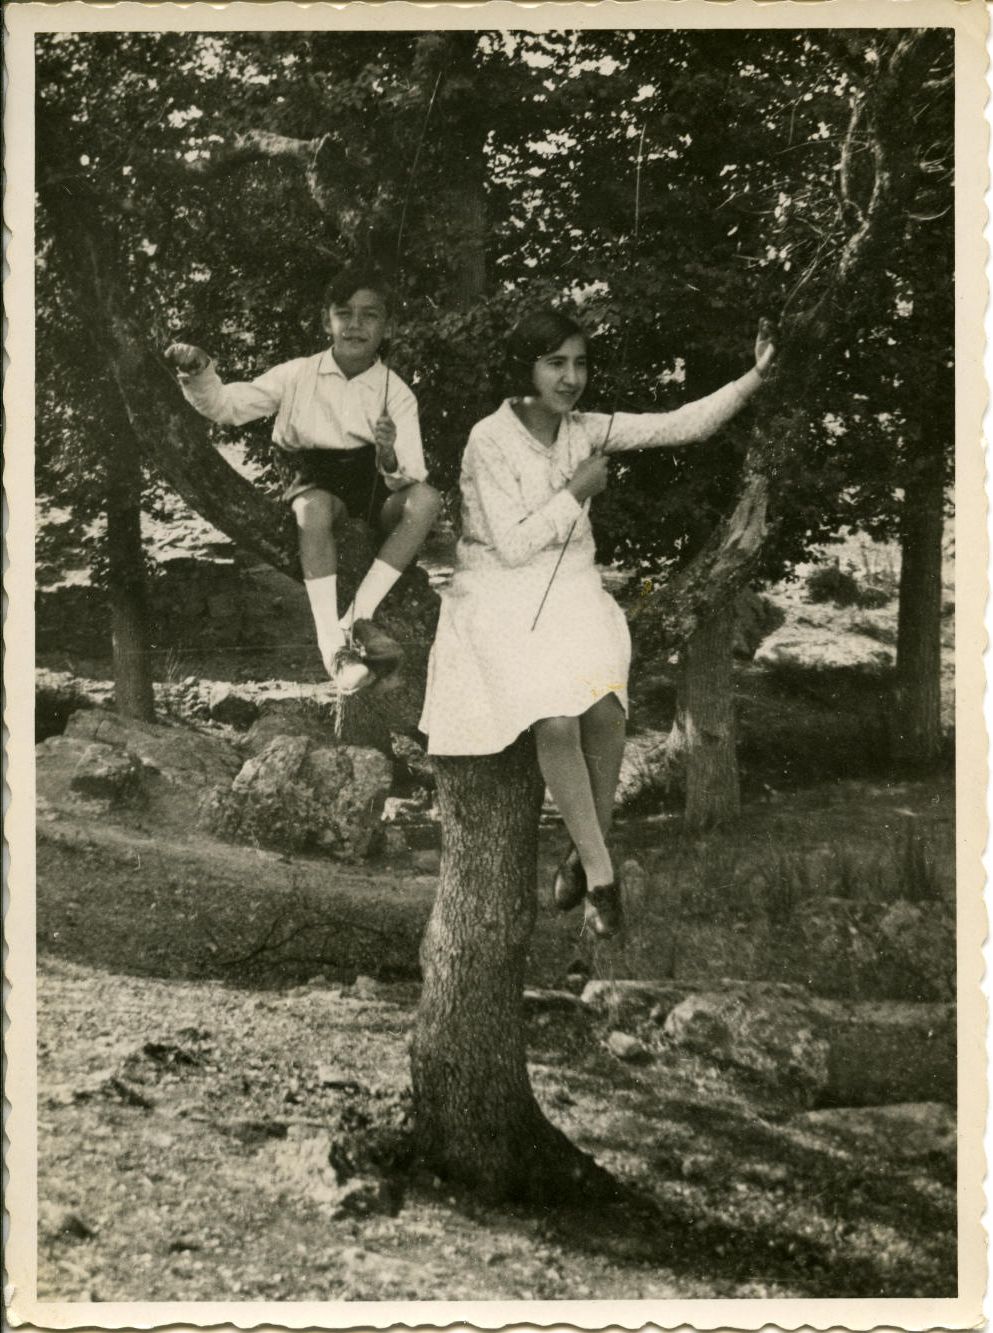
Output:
[4,0,987,1326]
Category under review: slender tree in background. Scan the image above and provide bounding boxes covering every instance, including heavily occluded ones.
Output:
[36,26,953,1198]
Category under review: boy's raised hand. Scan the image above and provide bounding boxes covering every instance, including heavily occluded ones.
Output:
[164,342,210,375]
[374,412,399,472]
[754,318,777,379]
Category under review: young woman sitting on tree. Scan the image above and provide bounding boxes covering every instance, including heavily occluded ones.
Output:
[419,308,776,937]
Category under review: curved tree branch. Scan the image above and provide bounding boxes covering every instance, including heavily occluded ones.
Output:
[631,31,936,655]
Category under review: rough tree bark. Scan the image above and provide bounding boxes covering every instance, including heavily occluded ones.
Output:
[105,431,156,722]
[667,599,741,831]
[893,436,945,768]
[411,737,617,1202]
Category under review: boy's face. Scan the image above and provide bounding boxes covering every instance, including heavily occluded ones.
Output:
[323,288,389,369]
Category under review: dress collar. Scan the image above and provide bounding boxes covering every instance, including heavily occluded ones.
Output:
[500,399,572,459]
[317,348,385,391]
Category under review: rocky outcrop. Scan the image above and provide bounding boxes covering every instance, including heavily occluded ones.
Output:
[773,894,955,1002]
[580,979,954,1108]
[35,669,96,742]
[661,988,954,1107]
[200,733,392,859]
[790,1102,956,1160]
[35,708,242,824]
[207,685,259,730]
[244,695,393,757]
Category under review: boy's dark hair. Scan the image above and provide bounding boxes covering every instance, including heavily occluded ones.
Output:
[322,266,394,314]
[504,307,588,397]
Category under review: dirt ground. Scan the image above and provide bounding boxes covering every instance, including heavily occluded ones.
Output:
[32,530,958,1302]
[35,773,956,1304]
[36,950,955,1303]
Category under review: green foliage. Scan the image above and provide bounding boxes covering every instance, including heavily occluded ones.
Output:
[804,563,863,608]
[36,27,954,590]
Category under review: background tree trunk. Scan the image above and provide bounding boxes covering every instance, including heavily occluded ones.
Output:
[668,599,741,831]
[411,736,616,1203]
[105,441,156,722]
[893,441,945,768]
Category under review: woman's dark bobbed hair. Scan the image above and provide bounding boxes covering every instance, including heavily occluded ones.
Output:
[503,307,588,398]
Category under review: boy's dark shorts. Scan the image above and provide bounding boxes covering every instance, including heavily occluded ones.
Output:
[276,445,391,519]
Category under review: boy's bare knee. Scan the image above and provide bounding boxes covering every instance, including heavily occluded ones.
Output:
[406,482,443,522]
[292,490,340,531]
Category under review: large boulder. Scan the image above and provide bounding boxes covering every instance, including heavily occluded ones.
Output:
[244,695,393,758]
[207,685,259,730]
[35,669,95,742]
[790,1103,956,1161]
[581,979,697,1028]
[754,602,894,673]
[773,895,955,1002]
[36,708,242,825]
[36,736,144,812]
[733,589,786,660]
[662,988,955,1107]
[664,990,831,1100]
[200,733,392,859]
[615,729,674,809]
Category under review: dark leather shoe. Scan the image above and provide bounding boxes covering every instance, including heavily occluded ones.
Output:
[553,846,586,911]
[586,881,623,938]
[351,619,403,678]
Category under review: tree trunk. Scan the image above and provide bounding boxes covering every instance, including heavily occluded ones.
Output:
[443,152,487,313]
[668,599,741,831]
[105,447,156,722]
[893,445,945,768]
[411,736,616,1203]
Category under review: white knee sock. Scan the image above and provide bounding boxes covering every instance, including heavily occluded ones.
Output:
[305,575,345,668]
[340,558,402,626]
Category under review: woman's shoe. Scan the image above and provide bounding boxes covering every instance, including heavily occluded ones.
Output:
[553,846,587,911]
[585,881,623,938]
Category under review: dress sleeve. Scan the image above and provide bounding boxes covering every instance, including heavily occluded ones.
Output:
[595,368,764,453]
[380,380,429,490]
[464,434,582,569]
[177,359,294,427]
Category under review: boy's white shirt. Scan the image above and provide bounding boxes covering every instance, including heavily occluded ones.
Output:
[178,348,427,490]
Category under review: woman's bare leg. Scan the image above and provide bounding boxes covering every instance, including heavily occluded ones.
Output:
[579,692,626,836]
[534,715,614,889]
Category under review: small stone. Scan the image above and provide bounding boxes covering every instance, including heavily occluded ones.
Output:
[167,1235,202,1253]
[315,1064,366,1093]
[40,1206,97,1242]
[45,1084,75,1108]
[606,1030,651,1063]
[352,974,380,1000]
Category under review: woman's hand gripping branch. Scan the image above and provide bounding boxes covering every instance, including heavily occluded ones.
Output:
[567,454,609,505]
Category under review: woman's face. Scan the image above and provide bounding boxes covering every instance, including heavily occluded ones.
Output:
[529,334,588,415]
